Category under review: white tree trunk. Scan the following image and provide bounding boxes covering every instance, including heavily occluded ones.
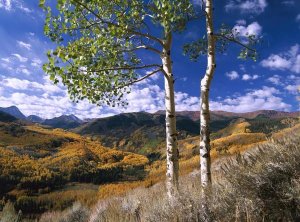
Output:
[200,0,215,220]
[162,33,179,202]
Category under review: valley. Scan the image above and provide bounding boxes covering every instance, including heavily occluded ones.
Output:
[0,106,299,218]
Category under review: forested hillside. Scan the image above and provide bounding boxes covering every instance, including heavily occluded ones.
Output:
[0,109,298,219]
[0,122,148,215]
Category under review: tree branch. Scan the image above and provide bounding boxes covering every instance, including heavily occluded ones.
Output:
[72,0,164,46]
[119,45,161,54]
[124,68,163,86]
[90,64,162,73]
[214,33,256,52]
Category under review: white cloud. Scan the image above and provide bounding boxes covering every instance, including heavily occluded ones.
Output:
[0,75,201,119]
[17,41,31,50]
[0,75,294,118]
[175,92,199,111]
[242,74,259,81]
[31,58,42,68]
[22,68,30,75]
[0,0,12,11]
[0,77,64,94]
[225,0,267,15]
[210,86,291,112]
[1,78,31,90]
[285,85,299,95]
[233,21,262,37]
[261,55,291,70]
[267,75,281,85]
[0,0,32,13]
[1,58,10,63]
[17,4,31,13]
[226,71,239,80]
[242,74,251,81]
[12,53,28,62]
[261,44,300,73]
[296,14,300,22]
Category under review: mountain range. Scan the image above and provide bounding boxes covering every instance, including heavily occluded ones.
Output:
[0,105,299,155]
[0,106,83,129]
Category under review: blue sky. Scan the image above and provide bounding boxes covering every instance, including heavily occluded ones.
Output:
[0,0,299,119]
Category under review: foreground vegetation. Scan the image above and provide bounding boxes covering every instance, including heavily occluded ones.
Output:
[0,114,299,220]
[33,130,300,222]
[1,125,298,221]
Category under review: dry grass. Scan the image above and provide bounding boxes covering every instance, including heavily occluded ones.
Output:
[37,130,300,222]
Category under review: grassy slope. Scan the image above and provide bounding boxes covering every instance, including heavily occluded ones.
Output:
[38,124,300,222]
[0,115,299,217]
[0,123,149,213]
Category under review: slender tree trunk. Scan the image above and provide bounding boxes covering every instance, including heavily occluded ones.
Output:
[200,0,215,220]
[162,32,179,201]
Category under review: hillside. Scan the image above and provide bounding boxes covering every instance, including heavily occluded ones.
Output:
[75,111,299,155]
[37,130,300,222]
[75,112,199,154]
[0,111,17,123]
[0,122,148,215]
[175,110,300,121]
[0,109,299,218]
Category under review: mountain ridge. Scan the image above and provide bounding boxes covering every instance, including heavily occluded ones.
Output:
[0,106,27,120]
[155,110,300,121]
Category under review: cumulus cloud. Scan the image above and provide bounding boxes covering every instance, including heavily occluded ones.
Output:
[261,55,291,70]
[242,74,259,81]
[285,85,299,95]
[297,14,300,22]
[225,0,268,15]
[233,21,262,37]
[210,86,291,112]
[0,75,200,119]
[261,44,300,73]
[0,77,64,93]
[226,71,239,80]
[17,40,31,50]
[0,74,293,118]
[267,75,282,85]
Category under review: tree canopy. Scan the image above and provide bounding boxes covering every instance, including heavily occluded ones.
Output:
[40,0,195,107]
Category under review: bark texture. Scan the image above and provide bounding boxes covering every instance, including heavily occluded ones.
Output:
[162,32,179,201]
[200,0,215,220]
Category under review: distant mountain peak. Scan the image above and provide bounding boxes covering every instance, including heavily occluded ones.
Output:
[0,106,26,120]
[42,114,83,129]
[60,114,82,122]
[27,115,44,123]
